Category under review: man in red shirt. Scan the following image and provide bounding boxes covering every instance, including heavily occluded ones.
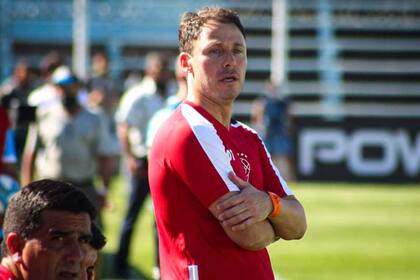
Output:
[149,7,307,280]
[0,179,97,280]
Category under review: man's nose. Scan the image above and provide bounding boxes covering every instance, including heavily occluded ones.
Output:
[65,242,85,263]
[223,51,236,68]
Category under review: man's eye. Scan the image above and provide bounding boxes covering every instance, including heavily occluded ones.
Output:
[233,48,244,54]
[80,236,92,244]
[52,236,64,242]
[209,48,222,55]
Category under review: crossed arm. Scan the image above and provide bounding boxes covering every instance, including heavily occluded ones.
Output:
[209,172,307,251]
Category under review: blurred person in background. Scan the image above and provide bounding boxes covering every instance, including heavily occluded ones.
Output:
[146,55,188,150]
[149,7,306,279]
[144,56,187,280]
[251,81,295,181]
[21,66,115,223]
[87,51,120,124]
[0,106,18,182]
[0,179,96,280]
[87,52,121,176]
[123,71,142,92]
[0,59,35,106]
[114,51,171,277]
[27,51,63,109]
[0,59,37,165]
[0,105,20,243]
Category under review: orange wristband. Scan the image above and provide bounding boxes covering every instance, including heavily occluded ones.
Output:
[267,191,281,218]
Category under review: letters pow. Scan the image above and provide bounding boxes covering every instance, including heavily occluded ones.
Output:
[299,129,420,177]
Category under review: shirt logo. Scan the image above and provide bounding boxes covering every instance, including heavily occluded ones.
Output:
[226,149,251,181]
[238,153,251,181]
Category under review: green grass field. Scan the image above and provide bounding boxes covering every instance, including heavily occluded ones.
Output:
[101,177,420,280]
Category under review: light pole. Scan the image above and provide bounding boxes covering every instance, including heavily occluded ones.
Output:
[271,0,288,87]
[73,0,90,80]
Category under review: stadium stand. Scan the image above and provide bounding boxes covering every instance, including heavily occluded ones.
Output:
[2,0,419,119]
[286,0,420,119]
[1,0,420,181]
[0,0,273,122]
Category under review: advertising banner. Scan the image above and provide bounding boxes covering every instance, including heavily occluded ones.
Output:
[295,117,420,182]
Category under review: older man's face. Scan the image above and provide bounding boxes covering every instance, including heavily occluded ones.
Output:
[20,210,92,280]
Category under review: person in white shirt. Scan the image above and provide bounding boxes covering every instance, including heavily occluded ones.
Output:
[114,52,171,277]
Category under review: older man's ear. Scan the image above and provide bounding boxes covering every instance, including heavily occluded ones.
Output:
[5,232,24,264]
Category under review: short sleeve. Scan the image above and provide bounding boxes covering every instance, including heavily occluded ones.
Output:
[170,128,236,208]
[149,106,239,209]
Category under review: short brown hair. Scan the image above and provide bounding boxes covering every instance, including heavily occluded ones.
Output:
[178,7,245,54]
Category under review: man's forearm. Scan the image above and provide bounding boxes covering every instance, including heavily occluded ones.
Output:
[269,196,307,240]
[222,219,276,251]
[213,174,307,244]
[228,196,307,250]
[210,191,277,251]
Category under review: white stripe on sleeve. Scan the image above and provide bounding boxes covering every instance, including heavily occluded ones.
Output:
[181,104,239,192]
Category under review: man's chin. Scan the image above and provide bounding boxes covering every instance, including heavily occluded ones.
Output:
[220,92,240,104]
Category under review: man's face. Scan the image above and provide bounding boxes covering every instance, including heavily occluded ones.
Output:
[147,58,170,85]
[20,210,92,280]
[188,20,247,105]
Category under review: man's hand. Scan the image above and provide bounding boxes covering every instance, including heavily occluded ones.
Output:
[216,172,273,231]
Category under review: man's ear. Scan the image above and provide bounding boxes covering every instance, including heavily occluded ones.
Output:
[6,232,25,262]
[179,52,193,75]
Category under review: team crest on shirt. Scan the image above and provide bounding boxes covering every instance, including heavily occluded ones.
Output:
[226,149,251,181]
[238,152,251,181]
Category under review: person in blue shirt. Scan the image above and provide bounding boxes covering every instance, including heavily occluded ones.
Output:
[251,81,295,181]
